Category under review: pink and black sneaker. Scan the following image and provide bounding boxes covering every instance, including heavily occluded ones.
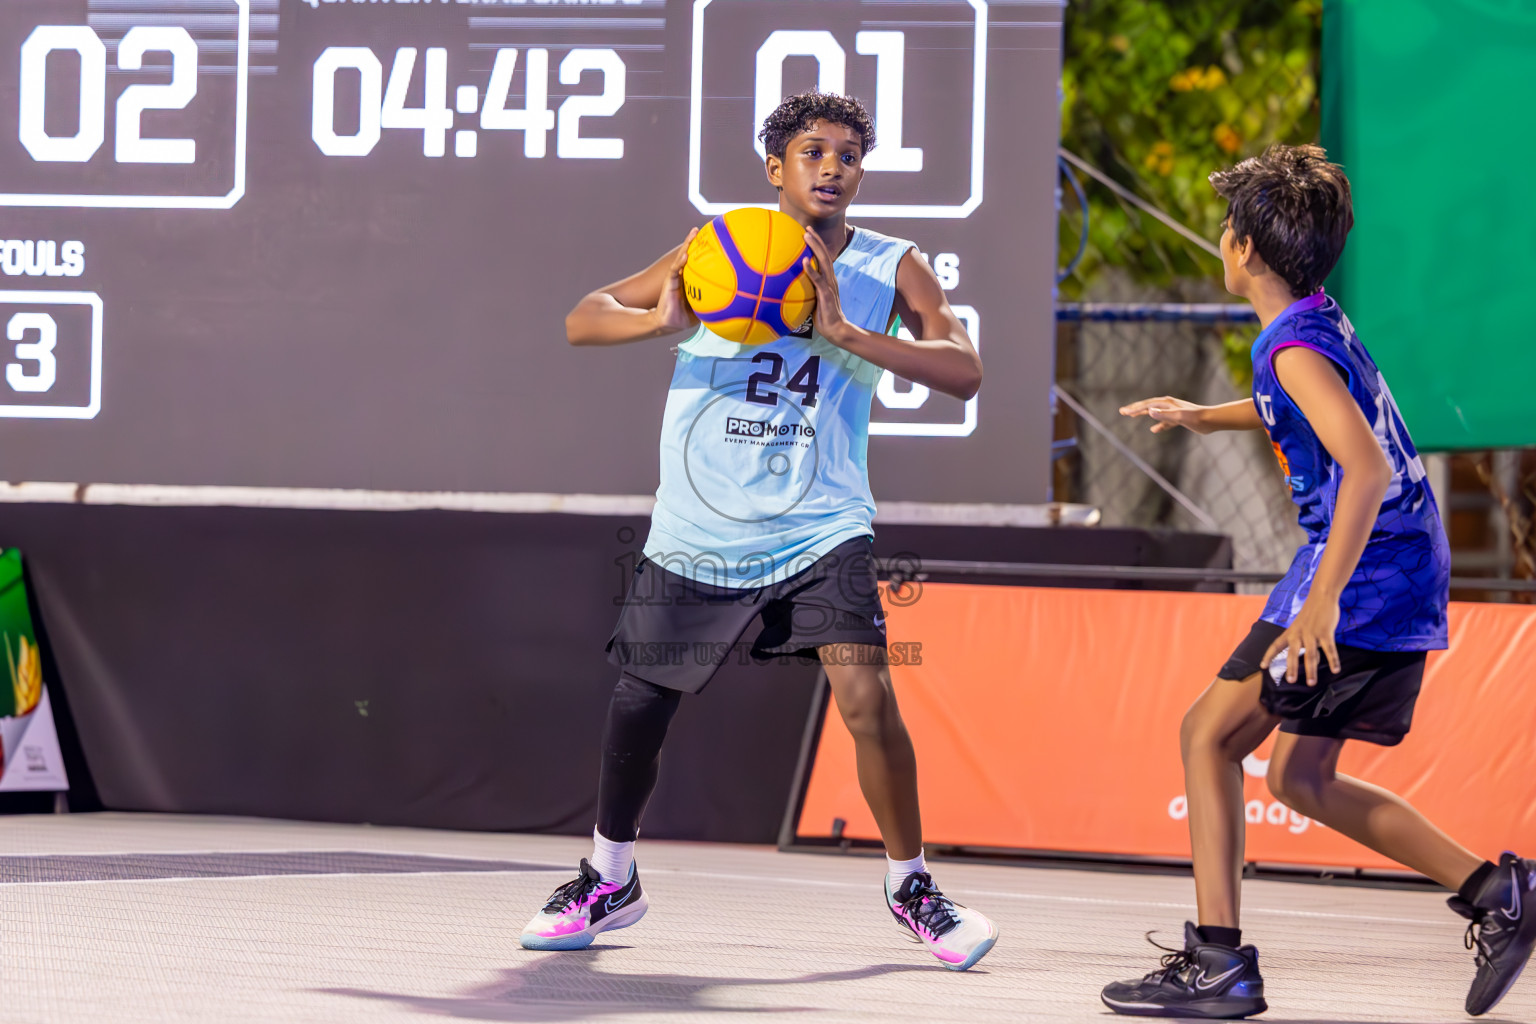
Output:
[520,858,648,951]
[885,871,998,971]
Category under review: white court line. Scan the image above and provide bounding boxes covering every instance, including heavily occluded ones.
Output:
[661,868,1453,928]
[0,846,569,864]
[0,855,1454,928]
[0,868,568,890]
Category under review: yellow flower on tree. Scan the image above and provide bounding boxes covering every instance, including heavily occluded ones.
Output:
[1170,66,1228,92]
[1144,141,1176,176]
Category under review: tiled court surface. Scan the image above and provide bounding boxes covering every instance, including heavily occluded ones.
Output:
[0,814,1529,1024]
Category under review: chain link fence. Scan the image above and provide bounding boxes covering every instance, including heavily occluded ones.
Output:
[1050,6,1321,579]
[1051,7,1533,598]
[1051,305,1536,600]
[1053,296,1304,579]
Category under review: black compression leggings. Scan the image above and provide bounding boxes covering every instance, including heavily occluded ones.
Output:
[595,673,682,843]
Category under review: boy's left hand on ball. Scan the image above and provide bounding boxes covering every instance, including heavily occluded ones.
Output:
[802,230,851,345]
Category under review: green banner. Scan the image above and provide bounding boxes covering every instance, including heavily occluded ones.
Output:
[0,549,68,792]
[1324,0,1536,450]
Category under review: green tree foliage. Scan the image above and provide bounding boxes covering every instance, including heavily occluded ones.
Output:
[1059,1,1322,298]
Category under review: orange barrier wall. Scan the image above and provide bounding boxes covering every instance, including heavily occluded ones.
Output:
[797,585,1536,871]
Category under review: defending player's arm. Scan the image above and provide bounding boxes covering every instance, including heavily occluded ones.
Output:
[1120,397,1264,433]
[1259,346,1393,685]
[565,229,700,346]
[801,231,982,401]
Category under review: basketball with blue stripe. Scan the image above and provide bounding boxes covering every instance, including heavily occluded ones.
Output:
[681,208,816,346]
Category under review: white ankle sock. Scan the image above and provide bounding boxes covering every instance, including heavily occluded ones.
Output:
[887,850,927,896]
[590,828,635,883]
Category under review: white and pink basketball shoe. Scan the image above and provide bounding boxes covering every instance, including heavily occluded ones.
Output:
[520,858,648,951]
[885,871,998,971]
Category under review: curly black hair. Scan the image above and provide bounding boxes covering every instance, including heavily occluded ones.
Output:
[757,90,876,160]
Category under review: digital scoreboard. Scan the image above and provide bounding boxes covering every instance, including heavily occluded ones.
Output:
[0,0,1061,504]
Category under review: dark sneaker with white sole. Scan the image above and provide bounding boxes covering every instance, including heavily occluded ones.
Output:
[519,857,648,951]
[1449,851,1536,1016]
[1101,922,1267,1019]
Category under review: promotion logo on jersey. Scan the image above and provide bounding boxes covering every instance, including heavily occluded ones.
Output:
[724,417,816,442]
[689,0,988,217]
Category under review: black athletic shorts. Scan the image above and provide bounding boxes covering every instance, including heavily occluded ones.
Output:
[605,536,887,694]
[1217,619,1426,746]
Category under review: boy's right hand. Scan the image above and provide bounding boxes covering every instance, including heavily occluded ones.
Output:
[650,228,700,335]
[1119,396,1213,434]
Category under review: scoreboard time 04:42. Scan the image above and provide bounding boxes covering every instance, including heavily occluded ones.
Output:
[0,1,630,209]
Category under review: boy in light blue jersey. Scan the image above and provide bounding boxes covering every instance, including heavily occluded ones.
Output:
[520,91,998,971]
[1101,145,1535,1019]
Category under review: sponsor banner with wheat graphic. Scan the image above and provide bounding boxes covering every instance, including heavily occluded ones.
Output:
[0,550,67,792]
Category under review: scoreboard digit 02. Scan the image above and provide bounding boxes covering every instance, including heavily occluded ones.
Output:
[0,0,248,208]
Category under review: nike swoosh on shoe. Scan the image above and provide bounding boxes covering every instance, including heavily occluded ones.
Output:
[1193,964,1244,991]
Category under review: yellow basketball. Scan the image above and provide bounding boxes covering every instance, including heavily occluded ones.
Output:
[681,208,817,345]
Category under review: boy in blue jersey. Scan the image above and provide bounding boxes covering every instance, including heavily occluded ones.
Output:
[519,92,998,970]
[1100,145,1536,1019]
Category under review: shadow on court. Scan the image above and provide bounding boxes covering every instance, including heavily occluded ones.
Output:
[321,945,951,1020]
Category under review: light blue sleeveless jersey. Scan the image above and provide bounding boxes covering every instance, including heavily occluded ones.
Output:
[643,226,914,588]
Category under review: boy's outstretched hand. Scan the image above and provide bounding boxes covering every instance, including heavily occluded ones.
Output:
[651,228,700,334]
[1120,396,1214,434]
[1260,597,1343,686]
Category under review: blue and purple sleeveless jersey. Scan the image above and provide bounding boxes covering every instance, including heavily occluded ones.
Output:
[1251,293,1449,651]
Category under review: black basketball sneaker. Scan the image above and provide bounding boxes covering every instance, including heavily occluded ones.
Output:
[1101,922,1267,1019]
[519,857,648,951]
[1449,851,1536,1016]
